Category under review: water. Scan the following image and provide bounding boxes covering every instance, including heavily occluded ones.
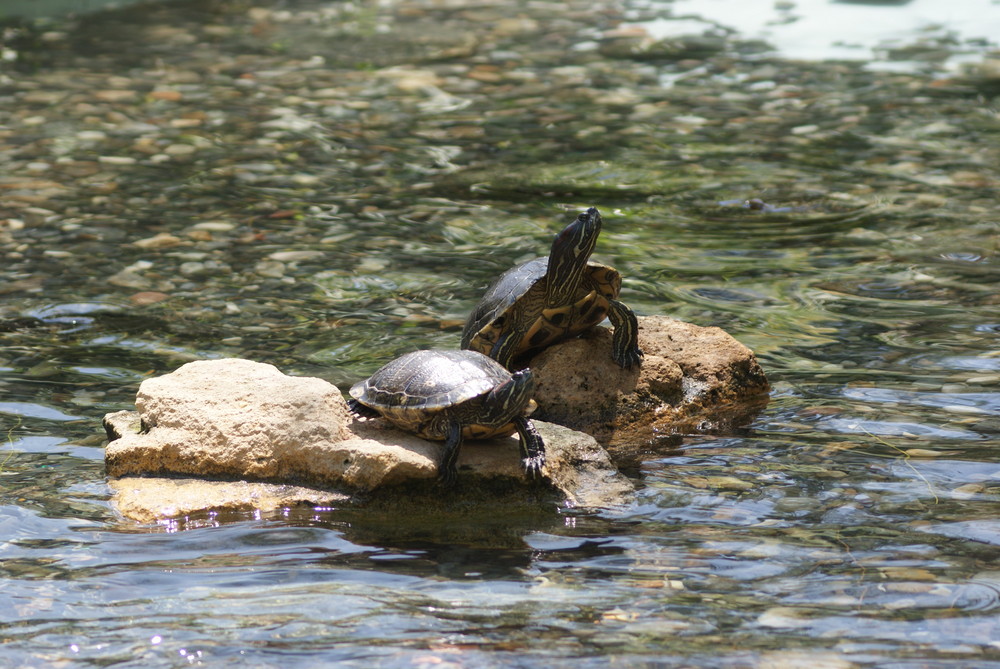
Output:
[1,0,999,665]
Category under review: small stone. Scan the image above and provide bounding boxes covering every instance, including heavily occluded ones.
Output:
[268,250,325,262]
[189,221,236,232]
[912,193,948,208]
[22,91,66,105]
[164,144,197,156]
[169,118,203,128]
[952,483,983,499]
[904,448,950,457]
[108,270,152,290]
[133,233,183,249]
[149,89,183,101]
[130,291,171,306]
[254,260,286,278]
[94,89,138,102]
[98,156,137,165]
[179,261,205,276]
[77,130,108,141]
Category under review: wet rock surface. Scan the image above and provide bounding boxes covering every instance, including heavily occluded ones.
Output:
[103,358,635,521]
[530,315,770,443]
[108,477,351,525]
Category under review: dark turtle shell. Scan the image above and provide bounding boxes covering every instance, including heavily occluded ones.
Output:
[348,349,528,440]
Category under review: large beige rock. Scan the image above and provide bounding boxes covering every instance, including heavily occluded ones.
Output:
[529,315,769,443]
[103,358,633,522]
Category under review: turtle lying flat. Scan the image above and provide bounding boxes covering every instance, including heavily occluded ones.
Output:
[348,349,545,484]
[461,207,643,370]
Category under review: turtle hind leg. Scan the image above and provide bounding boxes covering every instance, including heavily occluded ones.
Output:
[607,298,643,370]
[437,420,463,486]
[514,416,546,479]
[347,398,381,419]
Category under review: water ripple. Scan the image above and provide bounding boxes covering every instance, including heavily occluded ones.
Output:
[0,402,84,422]
[844,387,1000,416]
[817,416,985,441]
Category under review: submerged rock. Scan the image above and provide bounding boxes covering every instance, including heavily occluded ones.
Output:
[529,315,770,444]
[108,477,350,525]
[104,358,632,522]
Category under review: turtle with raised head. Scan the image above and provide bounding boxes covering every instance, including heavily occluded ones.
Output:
[348,349,545,484]
[461,207,643,370]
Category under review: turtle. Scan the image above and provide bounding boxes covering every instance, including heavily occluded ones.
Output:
[347,349,545,484]
[461,207,643,370]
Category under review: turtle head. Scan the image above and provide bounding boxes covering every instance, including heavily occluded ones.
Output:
[482,368,536,424]
[546,207,602,305]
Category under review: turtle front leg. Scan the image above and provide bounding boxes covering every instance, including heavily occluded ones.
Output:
[513,416,546,479]
[438,420,464,486]
[607,299,643,370]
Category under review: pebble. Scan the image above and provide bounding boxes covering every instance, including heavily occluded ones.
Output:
[164,144,197,156]
[21,91,66,104]
[98,156,138,165]
[149,89,184,101]
[189,221,236,232]
[254,260,286,278]
[130,291,171,306]
[77,130,108,141]
[268,250,325,262]
[94,89,137,102]
[179,262,206,276]
[133,233,183,249]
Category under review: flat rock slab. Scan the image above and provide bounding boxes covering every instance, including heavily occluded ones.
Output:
[109,477,351,525]
[104,358,633,522]
[530,315,770,443]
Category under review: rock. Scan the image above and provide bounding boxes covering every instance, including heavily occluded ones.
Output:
[529,315,770,444]
[105,358,354,482]
[107,421,631,523]
[104,358,633,522]
[109,477,350,525]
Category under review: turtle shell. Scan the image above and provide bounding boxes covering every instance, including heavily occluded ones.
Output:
[460,257,622,363]
[349,349,523,439]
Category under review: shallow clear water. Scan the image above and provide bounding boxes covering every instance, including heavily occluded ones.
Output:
[1,0,999,666]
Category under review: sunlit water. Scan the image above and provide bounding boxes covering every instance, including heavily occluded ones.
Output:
[643,0,1000,70]
[1,0,999,666]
